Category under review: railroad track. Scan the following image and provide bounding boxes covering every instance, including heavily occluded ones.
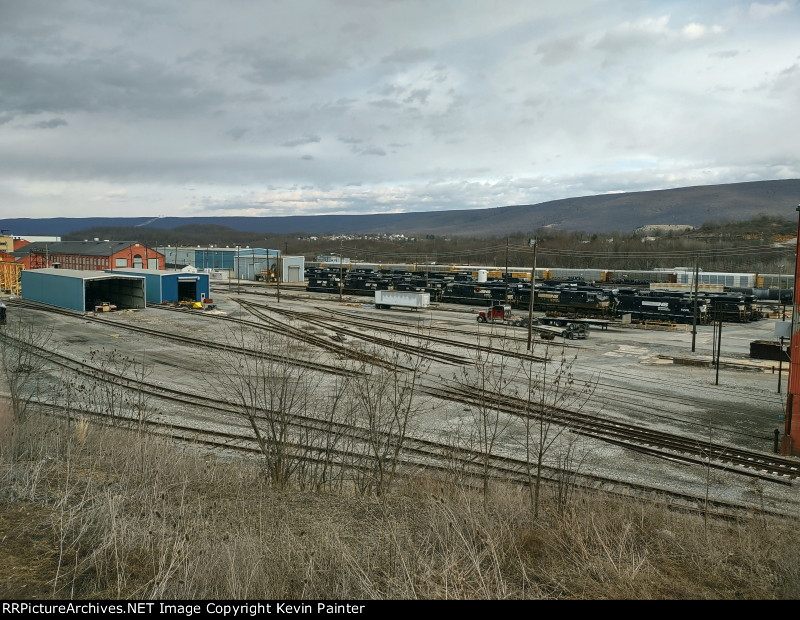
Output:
[151,303,406,371]
[241,300,471,365]
[155,298,784,449]
[12,298,787,481]
[6,323,790,519]
[260,303,549,363]
[317,305,580,346]
[7,299,797,518]
[29,389,794,523]
[426,383,800,484]
[48,397,800,521]
[6,299,356,377]
[235,299,454,366]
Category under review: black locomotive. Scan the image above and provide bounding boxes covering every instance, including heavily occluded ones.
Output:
[305,267,769,324]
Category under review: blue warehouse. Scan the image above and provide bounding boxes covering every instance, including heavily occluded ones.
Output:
[21,268,146,312]
[107,269,211,304]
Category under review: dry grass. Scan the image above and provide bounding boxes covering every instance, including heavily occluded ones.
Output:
[1,411,798,600]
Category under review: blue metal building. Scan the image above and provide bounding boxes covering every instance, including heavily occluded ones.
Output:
[21,268,146,312]
[107,268,210,304]
[192,248,278,270]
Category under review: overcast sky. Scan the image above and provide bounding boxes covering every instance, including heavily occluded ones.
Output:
[1,0,798,219]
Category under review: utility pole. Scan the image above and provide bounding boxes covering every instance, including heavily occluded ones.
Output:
[715,319,722,386]
[276,251,281,303]
[711,316,717,361]
[339,239,343,303]
[236,245,241,294]
[527,239,537,351]
[504,236,509,304]
[691,260,699,352]
[779,265,786,320]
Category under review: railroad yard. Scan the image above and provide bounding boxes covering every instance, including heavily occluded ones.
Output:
[5,285,800,520]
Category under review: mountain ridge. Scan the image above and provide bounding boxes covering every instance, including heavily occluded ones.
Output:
[4,179,799,237]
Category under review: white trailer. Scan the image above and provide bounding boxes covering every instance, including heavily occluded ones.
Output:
[375,290,431,310]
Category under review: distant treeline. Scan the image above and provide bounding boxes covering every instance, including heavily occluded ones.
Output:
[63,215,797,274]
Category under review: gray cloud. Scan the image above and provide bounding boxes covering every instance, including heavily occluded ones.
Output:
[282,135,322,148]
[710,49,739,58]
[32,117,68,129]
[381,47,435,64]
[225,127,247,141]
[357,147,387,156]
[0,1,796,219]
[536,35,584,65]
[229,43,349,85]
[0,54,222,119]
[370,99,403,109]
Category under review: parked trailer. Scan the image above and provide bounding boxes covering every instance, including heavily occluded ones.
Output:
[375,290,431,310]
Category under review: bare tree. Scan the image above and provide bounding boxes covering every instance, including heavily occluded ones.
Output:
[79,348,157,429]
[457,329,519,511]
[0,316,53,458]
[293,374,353,492]
[215,325,352,490]
[348,342,431,496]
[517,340,595,518]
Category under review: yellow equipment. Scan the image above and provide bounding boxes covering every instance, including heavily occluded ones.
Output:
[0,261,23,295]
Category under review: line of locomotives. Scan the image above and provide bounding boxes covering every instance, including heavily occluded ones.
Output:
[306,266,791,324]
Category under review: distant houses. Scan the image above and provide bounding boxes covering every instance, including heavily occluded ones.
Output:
[635,225,695,235]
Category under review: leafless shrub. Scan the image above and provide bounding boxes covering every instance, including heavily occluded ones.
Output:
[77,348,157,429]
[214,325,353,490]
[346,340,431,496]
[0,317,54,458]
[517,341,596,518]
[2,413,799,600]
[456,330,519,511]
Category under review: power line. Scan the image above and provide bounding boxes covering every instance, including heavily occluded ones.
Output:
[331,239,795,262]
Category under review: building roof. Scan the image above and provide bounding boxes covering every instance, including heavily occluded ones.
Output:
[164,246,279,255]
[12,240,160,258]
[22,268,146,281]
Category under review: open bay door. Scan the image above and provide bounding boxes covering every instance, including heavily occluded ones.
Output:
[178,275,199,301]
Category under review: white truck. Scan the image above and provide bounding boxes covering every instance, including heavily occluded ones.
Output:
[375,290,431,310]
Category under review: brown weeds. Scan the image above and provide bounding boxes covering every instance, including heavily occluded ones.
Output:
[1,411,798,600]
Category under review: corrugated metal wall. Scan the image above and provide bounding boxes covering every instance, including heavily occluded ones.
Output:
[108,270,210,303]
[21,270,85,311]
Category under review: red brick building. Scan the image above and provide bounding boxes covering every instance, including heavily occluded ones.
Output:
[13,241,165,271]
